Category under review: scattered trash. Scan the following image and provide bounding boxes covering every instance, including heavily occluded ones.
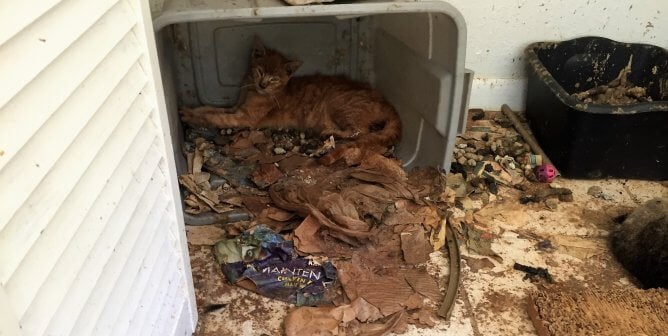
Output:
[513,262,554,283]
[214,225,337,306]
[177,117,458,333]
[464,224,502,262]
[180,104,653,334]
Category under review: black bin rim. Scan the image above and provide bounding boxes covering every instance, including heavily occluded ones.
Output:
[525,36,668,115]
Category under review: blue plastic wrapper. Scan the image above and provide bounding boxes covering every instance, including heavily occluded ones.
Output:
[214,225,336,306]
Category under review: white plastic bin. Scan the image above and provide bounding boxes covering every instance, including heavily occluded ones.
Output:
[152,0,471,171]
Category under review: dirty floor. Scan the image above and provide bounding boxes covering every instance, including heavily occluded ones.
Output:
[184,112,668,336]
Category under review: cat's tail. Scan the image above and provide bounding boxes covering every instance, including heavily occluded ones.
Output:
[321,109,402,165]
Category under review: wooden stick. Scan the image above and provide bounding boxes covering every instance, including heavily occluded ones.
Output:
[501,104,558,173]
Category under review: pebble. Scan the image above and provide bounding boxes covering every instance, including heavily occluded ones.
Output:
[226,129,233,135]
[465,147,477,153]
[457,143,468,149]
[299,132,306,139]
[467,159,477,166]
[458,157,467,165]
[549,182,563,189]
[545,198,559,211]
[587,186,603,197]
[464,153,478,160]
[273,147,287,155]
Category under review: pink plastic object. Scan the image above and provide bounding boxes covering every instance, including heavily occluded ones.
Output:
[536,163,557,183]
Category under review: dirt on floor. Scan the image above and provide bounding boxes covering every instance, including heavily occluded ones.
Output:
[183,109,668,336]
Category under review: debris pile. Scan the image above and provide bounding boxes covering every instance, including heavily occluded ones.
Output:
[178,125,455,335]
[572,56,653,105]
[450,109,572,210]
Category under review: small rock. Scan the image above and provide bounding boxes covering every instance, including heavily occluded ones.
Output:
[587,185,603,197]
[273,147,287,155]
[549,182,562,189]
[458,156,467,165]
[467,159,477,166]
[545,198,559,211]
[464,153,478,160]
[457,143,468,149]
[471,109,485,120]
[558,192,574,202]
[477,148,492,156]
[299,132,306,139]
[465,147,476,153]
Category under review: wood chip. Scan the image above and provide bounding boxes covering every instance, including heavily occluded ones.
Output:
[250,163,284,188]
[185,226,226,245]
[400,226,431,264]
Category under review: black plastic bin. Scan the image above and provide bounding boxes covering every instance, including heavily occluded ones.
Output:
[525,36,668,180]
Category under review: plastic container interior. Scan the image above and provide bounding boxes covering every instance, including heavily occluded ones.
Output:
[152,1,471,173]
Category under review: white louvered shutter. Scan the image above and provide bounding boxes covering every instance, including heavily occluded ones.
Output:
[0,0,197,335]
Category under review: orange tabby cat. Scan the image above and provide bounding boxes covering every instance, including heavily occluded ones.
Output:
[179,38,401,164]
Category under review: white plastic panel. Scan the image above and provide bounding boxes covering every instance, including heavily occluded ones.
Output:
[0,0,196,335]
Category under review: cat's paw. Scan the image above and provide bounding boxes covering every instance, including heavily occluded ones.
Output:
[180,107,212,126]
[179,107,197,123]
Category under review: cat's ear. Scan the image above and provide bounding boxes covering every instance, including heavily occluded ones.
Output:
[252,37,266,59]
[284,61,302,75]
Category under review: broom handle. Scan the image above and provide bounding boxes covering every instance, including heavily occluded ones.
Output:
[501,104,557,169]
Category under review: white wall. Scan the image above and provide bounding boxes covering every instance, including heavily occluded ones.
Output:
[445,0,667,110]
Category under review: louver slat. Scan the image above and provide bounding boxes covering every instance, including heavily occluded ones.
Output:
[0,0,196,334]
[0,2,137,171]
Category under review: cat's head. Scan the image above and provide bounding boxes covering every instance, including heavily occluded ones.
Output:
[249,38,302,95]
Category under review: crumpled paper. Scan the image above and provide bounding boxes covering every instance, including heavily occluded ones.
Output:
[214,225,337,306]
